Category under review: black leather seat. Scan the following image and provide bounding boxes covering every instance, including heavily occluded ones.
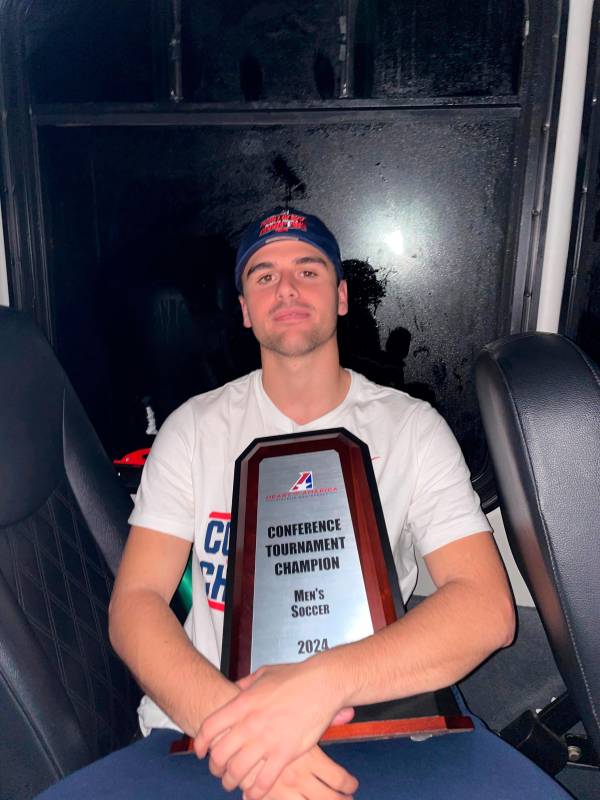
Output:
[475,332,600,759]
[0,307,140,800]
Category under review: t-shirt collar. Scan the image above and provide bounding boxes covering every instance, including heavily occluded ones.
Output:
[253,369,356,433]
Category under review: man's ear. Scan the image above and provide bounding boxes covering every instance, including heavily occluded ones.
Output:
[337,279,349,317]
[239,294,252,328]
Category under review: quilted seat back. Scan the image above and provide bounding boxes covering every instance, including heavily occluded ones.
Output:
[0,308,140,800]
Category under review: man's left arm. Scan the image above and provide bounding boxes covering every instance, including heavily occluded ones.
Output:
[196,530,515,798]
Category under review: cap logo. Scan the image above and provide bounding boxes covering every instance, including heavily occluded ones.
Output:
[259,212,307,238]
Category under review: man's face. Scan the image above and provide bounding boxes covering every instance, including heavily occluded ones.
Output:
[239,238,348,359]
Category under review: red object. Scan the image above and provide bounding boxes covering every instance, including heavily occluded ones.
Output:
[113,448,151,466]
[170,714,474,754]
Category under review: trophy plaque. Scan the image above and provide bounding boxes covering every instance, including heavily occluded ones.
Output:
[170,428,471,754]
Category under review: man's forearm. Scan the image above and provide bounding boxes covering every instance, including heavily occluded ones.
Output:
[315,574,515,709]
[109,589,237,735]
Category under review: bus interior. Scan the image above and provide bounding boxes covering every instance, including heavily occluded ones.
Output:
[0,1,599,798]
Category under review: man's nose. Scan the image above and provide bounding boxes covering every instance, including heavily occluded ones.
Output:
[276,271,299,298]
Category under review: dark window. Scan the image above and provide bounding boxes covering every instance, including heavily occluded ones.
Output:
[41,115,516,479]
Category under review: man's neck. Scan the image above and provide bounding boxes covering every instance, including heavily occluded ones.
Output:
[260,343,350,425]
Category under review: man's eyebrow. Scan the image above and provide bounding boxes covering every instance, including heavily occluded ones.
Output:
[245,261,275,279]
[293,256,328,267]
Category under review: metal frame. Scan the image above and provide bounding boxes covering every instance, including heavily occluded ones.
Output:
[0,0,53,337]
[501,693,599,774]
[507,0,568,333]
[32,101,521,128]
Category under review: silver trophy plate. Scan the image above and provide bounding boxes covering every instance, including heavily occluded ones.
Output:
[251,449,374,671]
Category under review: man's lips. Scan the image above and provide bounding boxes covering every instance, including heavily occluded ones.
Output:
[271,307,312,322]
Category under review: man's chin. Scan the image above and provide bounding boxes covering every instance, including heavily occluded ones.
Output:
[260,331,334,359]
[262,341,321,359]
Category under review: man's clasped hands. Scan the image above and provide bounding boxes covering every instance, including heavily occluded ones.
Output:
[194,656,359,800]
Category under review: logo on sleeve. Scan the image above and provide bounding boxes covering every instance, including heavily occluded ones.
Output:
[199,511,229,612]
[289,471,313,492]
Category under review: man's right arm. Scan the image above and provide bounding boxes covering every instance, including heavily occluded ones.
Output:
[108,524,357,800]
[108,524,238,736]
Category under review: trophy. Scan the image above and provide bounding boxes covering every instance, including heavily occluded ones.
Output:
[223,428,472,742]
[171,427,471,753]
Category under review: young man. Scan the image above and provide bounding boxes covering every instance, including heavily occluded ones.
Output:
[112,204,511,790]
[38,209,571,800]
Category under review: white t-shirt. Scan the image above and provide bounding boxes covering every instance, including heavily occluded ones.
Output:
[129,369,490,733]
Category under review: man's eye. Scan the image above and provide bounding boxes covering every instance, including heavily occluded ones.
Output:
[301,270,317,278]
[257,273,273,284]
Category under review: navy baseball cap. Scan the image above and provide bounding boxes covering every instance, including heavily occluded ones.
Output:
[235,207,344,291]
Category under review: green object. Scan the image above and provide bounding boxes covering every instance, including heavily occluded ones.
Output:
[171,555,193,622]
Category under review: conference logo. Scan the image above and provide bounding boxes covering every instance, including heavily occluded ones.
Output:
[266,470,337,502]
[289,471,313,492]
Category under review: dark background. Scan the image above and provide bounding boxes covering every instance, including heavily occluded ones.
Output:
[0,0,570,508]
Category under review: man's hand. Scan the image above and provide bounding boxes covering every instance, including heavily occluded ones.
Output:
[194,659,348,799]
[236,746,357,800]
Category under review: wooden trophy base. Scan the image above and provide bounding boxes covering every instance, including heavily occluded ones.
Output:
[320,695,473,743]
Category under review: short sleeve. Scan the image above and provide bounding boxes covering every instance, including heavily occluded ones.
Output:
[406,406,491,556]
[128,401,195,541]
